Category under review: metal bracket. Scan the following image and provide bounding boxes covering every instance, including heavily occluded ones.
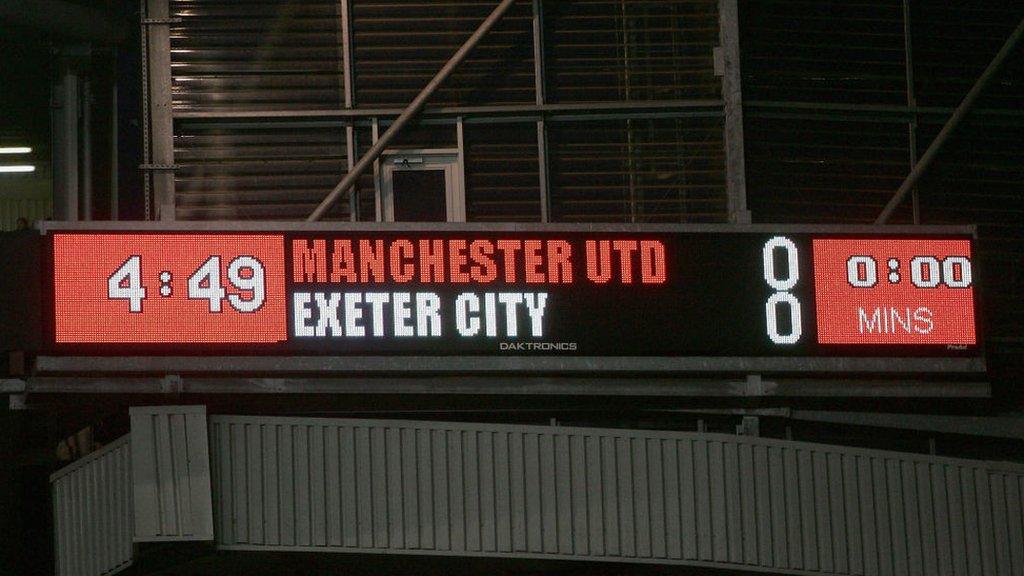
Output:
[139,163,180,171]
[737,416,760,436]
[160,374,184,394]
[141,17,182,25]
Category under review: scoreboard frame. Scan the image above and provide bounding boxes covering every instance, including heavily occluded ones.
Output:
[35,221,986,377]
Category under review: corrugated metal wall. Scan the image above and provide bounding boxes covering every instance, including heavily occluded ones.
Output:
[169,0,345,112]
[208,415,1024,575]
[463,122,541,221]
[543,0,721,102]
[174,124,349,220]
[168,0,727,223]
[352,0,536,107]
[547,116,725,222]
[130,405,214,542]
[0,197,51,231]
[50,435,133,576]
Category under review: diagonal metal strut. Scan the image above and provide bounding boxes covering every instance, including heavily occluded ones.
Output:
[876,17,1024,224]
[308,0,519,221]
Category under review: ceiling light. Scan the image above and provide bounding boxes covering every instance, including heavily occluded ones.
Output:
[0,165,36,173]
[0,147,32,154]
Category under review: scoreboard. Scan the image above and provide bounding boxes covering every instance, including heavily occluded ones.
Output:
[37,223,982,374]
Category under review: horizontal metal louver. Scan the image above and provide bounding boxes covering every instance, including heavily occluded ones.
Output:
[464,122,541,222]
[543,0,720,102]
[169,0,345,112]
[910,2,1024,109]
[174,124,350,220]
[351,0,536,106]
[547,117,725,222]
[740,0,907,104]
[745,117,913,224]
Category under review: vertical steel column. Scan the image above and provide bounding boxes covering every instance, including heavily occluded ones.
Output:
[719,0,750,224]
[902,0,920,223]
[110,59,119,220]
[532,0,551,222]
[145,0,176,220]
[372,118,381,221]
[621,0,638,223]
[340,0,358,221]
[79,78,93,220]
[307,0,519,221]
[455,117,468,222]
[52,60,79,221]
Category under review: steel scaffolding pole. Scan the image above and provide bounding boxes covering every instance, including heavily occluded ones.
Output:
[307,0,518,221]
[875,17,1024,224]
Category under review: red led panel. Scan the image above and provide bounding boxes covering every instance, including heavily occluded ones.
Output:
[54,234,287,343]
[813,239,976,345]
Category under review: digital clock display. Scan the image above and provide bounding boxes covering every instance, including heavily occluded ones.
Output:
[46,227,979,361]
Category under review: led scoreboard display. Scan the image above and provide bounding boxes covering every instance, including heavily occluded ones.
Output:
[44,224,980,371]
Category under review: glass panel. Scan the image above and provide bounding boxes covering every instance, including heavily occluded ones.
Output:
[392,169,447,222]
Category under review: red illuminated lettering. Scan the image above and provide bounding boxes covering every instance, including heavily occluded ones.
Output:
[330,240,357,282]
[586,240,612,283]
[496,240,522,283]
[420,239,445,283]
[293,239,326,283]
[469,240,497,283]
[390,239,415,282]
[358,239,385,282]
[524,240,545,284]
[640,240,666,284]
[613,240,638,284]
[548,240,572,283]
[450,240,470,283]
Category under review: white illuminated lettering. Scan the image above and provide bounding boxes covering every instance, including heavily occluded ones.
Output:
[313,292,342,336]
[484,293,497,337]
[942,256,972,288]
[416,292,442,336]
[393,292,414,337]
[364,293,390,336]
[765,292,801,344]
[523,293,548,337]
[858,307,880,334]
[911,256,941,288]
[293,292,315,337]
[761,236,802,345]
[913,307,934,333]
[343,293,365,337]
[498,293,523,337]
[762,236,799,291]
[846,256,877,288]
[456,293,481,336]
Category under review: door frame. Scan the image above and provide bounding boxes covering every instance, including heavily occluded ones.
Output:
[378,148,465,222]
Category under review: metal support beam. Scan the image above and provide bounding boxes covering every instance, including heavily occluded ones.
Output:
[110,63,119,220]
[79,78,93,220]
[790,411,1024,440]
[307,0,518,221]
[876,17,1024,224]
[51,60,79,221]
[719,0,750,224]
[145,0,176,221]
[901,0,919,223]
